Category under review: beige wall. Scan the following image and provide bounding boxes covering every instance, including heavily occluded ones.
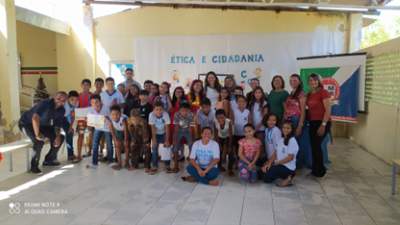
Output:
[349,37,400,164]
[94,7,352,79]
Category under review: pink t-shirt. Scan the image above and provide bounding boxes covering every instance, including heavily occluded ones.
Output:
[238,138,262,160]
[285,91,306,118]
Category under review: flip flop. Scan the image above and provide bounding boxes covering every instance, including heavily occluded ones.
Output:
[82,153,92,158]
[123,164,130,169]
[165,167,173,173]
[99,157,109,162]
[276,182,294,187]
[86,163,98,169]
[72,158,82,163]
[111,165,122,170]
[149,168,158,175]
[68,155,76,160]
[172,168,179,173]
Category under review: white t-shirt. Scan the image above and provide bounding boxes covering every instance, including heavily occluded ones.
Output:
[100,90,125,109]
[264,126,282,159]
[89,106,111,132]
[251,101,268,131]
[197,108,216,131]
[63,101,79,117]
[190,140,220,169]
[148,111,170,135]
[108,114,128,132]
[214,118,234,139]
[275,137,299,171]
[206,87,220,109]
[233,108,250,136]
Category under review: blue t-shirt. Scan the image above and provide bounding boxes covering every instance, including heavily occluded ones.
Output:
[190,140,220,169]
[19,99,65,127]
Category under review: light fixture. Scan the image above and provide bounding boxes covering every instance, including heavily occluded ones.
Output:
[317,7,368,12]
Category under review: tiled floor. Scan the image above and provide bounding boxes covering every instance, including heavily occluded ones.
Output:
[0,138,400,225]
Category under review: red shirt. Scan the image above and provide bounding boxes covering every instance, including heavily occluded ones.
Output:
[78,92,94,123]
[307,89,332,122]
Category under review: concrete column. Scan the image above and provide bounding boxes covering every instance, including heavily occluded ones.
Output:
[0,0,22,143]
[347,13,363,53]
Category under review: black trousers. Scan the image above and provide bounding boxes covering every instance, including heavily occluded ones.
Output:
[18,123,65,167]
[309,120,331,177]
[233,135,245,165]
[218,137,235,170]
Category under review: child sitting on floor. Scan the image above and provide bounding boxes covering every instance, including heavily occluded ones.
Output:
[107,105,129,170]
[129,108,152,172]
[238,123,261,183]
[258,120,298,187]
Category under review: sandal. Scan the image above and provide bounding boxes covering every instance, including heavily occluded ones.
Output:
[165,167,173,173]
[145,168,150,173]
[82,153,92,158]
[276,183,294,187]
[149,168,158,175]
[123,164,130,169]
[68,155,76,160]
[72,157,82,163]
[111,165,122,170]
[219,166,226,172]
[86,163,98,169]
[228,170,234,177]
[172,168,179,173]
[99,157,109,162]
[186,176,197,182]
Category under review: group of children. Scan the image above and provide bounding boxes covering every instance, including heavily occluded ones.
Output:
[59,69,300,186]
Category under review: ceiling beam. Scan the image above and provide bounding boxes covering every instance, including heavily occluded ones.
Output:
[84,0,400,10]
[371,0,378,5]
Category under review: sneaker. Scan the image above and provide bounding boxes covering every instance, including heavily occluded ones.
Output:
[53,159,60,163]
[315,176,325,182]
[30,166,42,175]
[305,172,316,179]
[42,160,61,167]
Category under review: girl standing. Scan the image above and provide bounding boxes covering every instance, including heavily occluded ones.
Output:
[123,84,140,117]
[247,86,268,154]
[224,76,237,101]
[285,74,306,174]
[170,86,187,161]
[267,75,289,123]
[160,82,172,114]
[149,83,160,106]
[204,71,222,109]
[238,124,261,183]
[186,80,206,138]
[259,120,298,187]
[306,73,332,181]
[216,87,233,120]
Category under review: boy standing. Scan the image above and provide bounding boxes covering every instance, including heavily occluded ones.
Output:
[196,98,216,138]
[100,77,126,109]
[55,91,79,160]
[148,101,171,175]
[129,109,152,172]
[94,77,106,156]
[117,83,128,100]
[134,90,153,122]
[230,86,244,110]
[172,101,194,173]
[143,80,153,102]
[76,79,94,163]
[108,105,129,170]
[86,94,114,168]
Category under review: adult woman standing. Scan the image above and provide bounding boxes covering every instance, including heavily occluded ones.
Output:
[305,73,331,181]
[267,76,289,123]
[284,74,306,174]
[224,76,237,101]
[204,71,222,109]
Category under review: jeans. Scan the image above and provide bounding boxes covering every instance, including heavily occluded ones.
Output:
[92,129,113,165]
[258,164,293,183]
[255,155,268,167]
[173,130,192,152]
[288,115,303,170]
[18,123,65,167]
[309,120,331,177]
[187,165,220,185]
[50,116,74,158]
[152,133,170,168]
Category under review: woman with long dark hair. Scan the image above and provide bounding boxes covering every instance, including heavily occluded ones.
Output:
[267,75,289,123]
[186,80,206,139]
[204,71,222,108]
[305,73,331,182]
[285,74,306,174]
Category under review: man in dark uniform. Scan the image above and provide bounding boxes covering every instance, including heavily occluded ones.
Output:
[18,92,68,175]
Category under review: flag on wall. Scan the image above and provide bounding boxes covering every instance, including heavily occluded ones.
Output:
[300,66,360,122]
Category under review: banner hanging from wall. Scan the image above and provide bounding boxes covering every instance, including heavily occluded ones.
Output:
[297,53,367,123]
[134,31,346,94]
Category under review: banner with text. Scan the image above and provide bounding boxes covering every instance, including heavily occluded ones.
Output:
[134,31,345,94]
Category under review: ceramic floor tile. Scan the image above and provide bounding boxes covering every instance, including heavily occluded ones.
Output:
[274,212,307,225]
[137,212,176,225]
[241,208,274,225]
[206,219,239,225]
[103,209,146,225]
[307,215,341,225]
[209,205,242,223]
